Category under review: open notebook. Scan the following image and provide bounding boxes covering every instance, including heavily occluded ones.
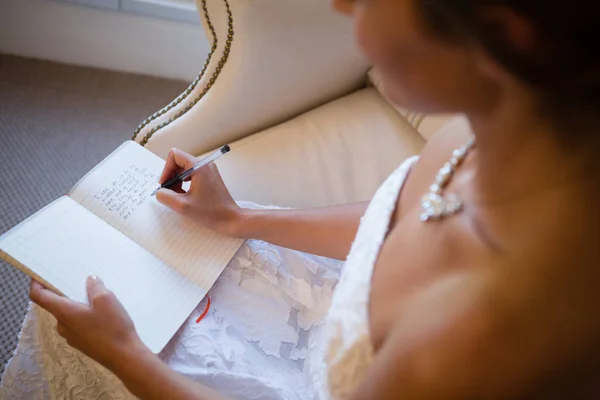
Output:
[0,141,243,353]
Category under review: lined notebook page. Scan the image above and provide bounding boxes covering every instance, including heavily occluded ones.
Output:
[69,141,243,291]
[0,197,205,353]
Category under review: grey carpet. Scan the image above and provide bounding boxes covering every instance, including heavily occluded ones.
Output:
[0,54,188,377]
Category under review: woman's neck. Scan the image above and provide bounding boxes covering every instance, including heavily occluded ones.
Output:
[465,92,597,208]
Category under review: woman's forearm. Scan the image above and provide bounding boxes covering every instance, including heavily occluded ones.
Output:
[114,345,229,400]
[235,202,369,260]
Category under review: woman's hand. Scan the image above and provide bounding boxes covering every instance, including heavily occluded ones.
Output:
[31,279,229,400]
[155,148,245,237]
[29,277,150,374]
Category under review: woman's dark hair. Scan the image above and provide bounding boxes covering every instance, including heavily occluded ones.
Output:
[419,0,600,130]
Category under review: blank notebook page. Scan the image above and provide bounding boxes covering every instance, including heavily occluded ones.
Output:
[69,141,243,291]
[0,197,205,353]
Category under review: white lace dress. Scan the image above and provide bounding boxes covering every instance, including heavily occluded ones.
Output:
[0,157,417,400]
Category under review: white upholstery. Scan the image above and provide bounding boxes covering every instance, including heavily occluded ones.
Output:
[215,88,425,208]
[138,0,370,159]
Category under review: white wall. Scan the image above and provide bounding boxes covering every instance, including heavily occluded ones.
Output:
[0,0,210,80]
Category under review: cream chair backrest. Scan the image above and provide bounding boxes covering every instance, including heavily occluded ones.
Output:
[133,0,370,158]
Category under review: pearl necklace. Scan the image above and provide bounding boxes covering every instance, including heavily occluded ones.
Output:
[420,137,475,222]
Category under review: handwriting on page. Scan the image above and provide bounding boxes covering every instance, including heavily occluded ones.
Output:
[92,165,158,220]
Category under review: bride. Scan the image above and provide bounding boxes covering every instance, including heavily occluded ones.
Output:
[3,0,600,398]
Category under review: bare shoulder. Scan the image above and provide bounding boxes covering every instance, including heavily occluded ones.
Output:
[362,266,600,399]
[355,270,523,399]
[398,116,473,211]
[417,116,473,169]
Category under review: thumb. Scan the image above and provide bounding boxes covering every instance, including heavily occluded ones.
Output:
[86,275,110,300]
[156,188,188,215]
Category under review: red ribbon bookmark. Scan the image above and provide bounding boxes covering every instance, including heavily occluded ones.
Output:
[195,296,211,323]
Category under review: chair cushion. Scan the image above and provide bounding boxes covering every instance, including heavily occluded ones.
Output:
[214,88,425,208]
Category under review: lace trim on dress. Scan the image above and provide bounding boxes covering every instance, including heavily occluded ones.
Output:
[323,156,418,399]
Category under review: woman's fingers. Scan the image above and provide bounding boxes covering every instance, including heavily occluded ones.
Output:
[155,149,240,235]
[158,148,197,185]
[86,276,111,302]
[155,189,190,215]
[168,181,186,194]
[32,278,144,371]
[30,280,86,321]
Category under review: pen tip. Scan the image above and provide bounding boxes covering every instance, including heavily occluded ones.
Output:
[221,144,231,154]
[150,187,159,196]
